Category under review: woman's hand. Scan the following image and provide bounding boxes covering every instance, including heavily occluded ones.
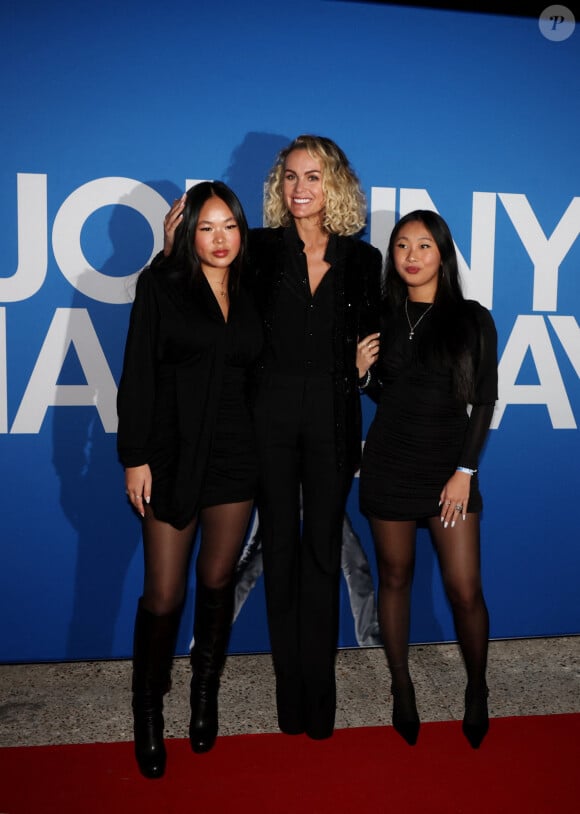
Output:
[163,194,186,256]
[125,464,152,518]
[439,470,472,528]
[356,332,380,378]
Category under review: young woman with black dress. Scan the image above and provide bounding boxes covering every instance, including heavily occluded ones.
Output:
[359,210,497,749]
[117,182,262,778]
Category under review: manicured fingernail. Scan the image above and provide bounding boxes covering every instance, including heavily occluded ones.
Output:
[145,496,150,504]
[462,514,466,521]
[444,521,448,528]
[451,520,456,528]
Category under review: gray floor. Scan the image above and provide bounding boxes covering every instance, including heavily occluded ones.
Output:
[1,636,579,748]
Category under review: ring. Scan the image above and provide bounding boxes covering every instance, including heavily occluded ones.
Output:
[135,495,142,500]
[455,504,463,511]
[445,501,451,506]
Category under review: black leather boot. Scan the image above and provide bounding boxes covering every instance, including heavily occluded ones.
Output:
[132,600,181,779]
[189,582,234,754]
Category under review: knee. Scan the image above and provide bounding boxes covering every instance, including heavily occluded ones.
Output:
[446,581,484,614]
[378,563,413,593]
[196,563,234,592]
[142,585,185,616]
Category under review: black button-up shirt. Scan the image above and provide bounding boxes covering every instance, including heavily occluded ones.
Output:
[268,226,337,376]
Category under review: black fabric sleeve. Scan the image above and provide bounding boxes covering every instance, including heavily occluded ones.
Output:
[457,303,498,469]
[116,269,159,468]
[358,244,383,339]
[458,402,495,470]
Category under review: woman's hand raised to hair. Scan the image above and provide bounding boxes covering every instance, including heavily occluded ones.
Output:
[163,194,186,256]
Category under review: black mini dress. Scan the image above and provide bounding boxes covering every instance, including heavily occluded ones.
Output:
[359,299,497,521]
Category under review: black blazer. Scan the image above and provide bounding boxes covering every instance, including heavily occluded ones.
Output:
[116,262,262,529]
[248,226,382,474]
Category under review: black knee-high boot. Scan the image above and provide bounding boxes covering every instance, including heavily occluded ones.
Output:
[132,599,181,779]
[189,582,234,754]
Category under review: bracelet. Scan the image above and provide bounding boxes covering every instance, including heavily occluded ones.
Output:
[358,370,371,390]
[456,466,477,475]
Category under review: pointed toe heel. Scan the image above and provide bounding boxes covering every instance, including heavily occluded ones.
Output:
[391,682,421,746]
[462,685,489,749]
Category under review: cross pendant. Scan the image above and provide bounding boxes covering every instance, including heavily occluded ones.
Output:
[408,331,414,340]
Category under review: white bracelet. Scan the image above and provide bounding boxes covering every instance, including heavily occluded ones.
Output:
[456,466,477,475]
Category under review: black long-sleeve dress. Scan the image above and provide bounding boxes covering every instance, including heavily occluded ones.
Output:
[359,299,498,521]
[116,262,263,530]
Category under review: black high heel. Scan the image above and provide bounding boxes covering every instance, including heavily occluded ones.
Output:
[462,685,489,749]
[391,682,420,746]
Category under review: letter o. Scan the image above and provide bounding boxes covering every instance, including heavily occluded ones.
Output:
[52,177,168,304]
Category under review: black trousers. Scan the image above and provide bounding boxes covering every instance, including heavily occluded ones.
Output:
[254,373,352,738]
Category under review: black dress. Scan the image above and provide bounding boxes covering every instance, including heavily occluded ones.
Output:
[117,263,263,529]
[359,299,497,521]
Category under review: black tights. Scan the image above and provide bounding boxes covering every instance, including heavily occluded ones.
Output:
[140,501,254,616]
[371,514,489,693]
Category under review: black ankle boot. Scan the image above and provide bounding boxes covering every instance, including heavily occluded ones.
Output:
[462,684,489,749]
[189,582,234,754]
[391,680,420,746]
[132,600,181,779]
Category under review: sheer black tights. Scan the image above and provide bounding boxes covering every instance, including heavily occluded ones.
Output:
[140,501,254,616]
[371,514,489,693]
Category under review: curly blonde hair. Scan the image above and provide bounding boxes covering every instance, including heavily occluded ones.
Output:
[263,135,367,236]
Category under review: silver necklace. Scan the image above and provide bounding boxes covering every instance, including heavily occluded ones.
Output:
[404,297,433,340]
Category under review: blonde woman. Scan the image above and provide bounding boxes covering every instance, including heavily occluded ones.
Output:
[162,136,382,740]
[249,136,381,739]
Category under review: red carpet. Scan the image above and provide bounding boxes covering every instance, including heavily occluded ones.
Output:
[1,714,578,813]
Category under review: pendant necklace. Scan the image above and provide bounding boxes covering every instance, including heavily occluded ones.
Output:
[405,297,433,340]
[209,271,229,298]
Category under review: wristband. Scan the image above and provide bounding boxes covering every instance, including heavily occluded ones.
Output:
[456,466,477,475]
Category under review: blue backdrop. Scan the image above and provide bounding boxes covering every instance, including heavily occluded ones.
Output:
[1,0,579,662]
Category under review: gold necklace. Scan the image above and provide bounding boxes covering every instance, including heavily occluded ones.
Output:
[208,272,229,298]
[404,297,433,340]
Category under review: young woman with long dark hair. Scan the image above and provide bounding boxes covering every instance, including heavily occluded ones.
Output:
[359,210,497,749]
[117,181,262,778]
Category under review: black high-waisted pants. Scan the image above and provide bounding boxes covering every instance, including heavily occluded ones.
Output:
[253,373,352,739]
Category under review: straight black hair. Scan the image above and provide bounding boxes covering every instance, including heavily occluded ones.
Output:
[384,210,476,402]
[165,180,248,293]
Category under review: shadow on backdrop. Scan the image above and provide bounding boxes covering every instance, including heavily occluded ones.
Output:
[53,180,183,660]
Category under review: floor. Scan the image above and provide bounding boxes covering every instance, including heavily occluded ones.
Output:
[1,636,579,748]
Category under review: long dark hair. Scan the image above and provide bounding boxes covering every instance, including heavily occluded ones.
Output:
[384,210,476,402]
[163,181,248,293]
